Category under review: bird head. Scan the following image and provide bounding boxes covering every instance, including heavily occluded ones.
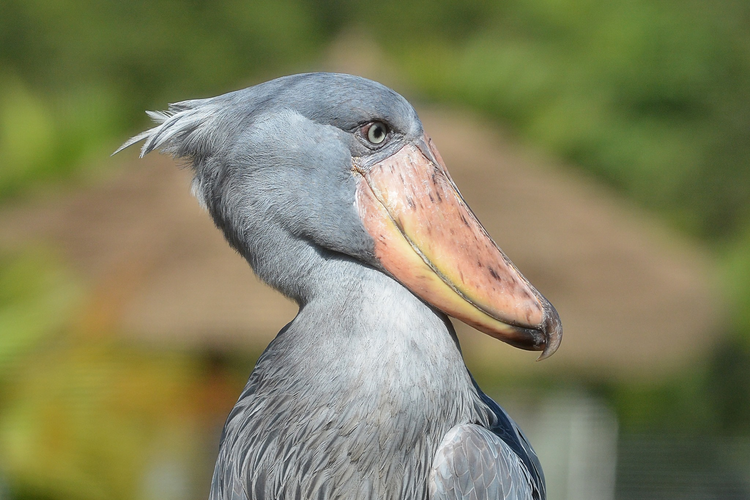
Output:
[116,73,561,359]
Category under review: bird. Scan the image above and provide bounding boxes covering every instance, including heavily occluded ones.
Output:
[116,72,562,500]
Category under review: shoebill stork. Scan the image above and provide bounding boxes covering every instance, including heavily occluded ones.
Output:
[117,73,562,500]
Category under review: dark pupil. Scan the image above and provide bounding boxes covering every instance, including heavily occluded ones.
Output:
[372,125,383,140]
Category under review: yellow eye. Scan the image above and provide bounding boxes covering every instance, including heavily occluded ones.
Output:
[366,121,388,145]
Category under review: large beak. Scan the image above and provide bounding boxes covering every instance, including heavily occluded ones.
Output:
[354,135,562,360]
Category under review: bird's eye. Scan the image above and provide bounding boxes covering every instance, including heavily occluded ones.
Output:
[364,121,388,146]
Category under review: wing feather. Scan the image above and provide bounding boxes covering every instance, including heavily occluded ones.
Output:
[429,424,536,500]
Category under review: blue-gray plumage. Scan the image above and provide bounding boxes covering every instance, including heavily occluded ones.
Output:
[117,73,561,500]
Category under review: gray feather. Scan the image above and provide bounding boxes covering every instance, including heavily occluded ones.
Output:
[113,99,223,158]
[115,72,547,500]
[209,261,494,500]
[430,425,537,500]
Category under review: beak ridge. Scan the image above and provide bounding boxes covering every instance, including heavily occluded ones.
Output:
[355,135,562,359]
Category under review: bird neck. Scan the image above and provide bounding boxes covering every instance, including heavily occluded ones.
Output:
[214,250,494,499]
[230,226,486,410]
[257,255,488,423]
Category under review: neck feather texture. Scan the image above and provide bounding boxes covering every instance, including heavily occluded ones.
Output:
[210,255,493,500]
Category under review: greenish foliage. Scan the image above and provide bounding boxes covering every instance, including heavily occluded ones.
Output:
[706,339,750,433]
[0,338,206,500]
[2,2,750,495]
[0,248,253,500]
[602,371,716,433]
[0,0,337,200]
[587,334,750,436]
[2,0,749,243]
[722,223,750,338]
[0,249,82,378]
[3,0,749,343]
[351,0,750,413]
[360,0,750,241]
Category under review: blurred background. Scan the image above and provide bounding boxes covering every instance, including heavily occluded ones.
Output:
[1,0,749,498]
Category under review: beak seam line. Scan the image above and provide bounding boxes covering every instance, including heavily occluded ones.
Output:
[359,158,537,333]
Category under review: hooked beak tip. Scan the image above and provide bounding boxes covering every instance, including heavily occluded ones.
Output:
[356,134,564,361]
[536,304,563,361]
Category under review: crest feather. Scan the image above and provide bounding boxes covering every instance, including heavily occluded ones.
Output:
[113,98,221,158]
